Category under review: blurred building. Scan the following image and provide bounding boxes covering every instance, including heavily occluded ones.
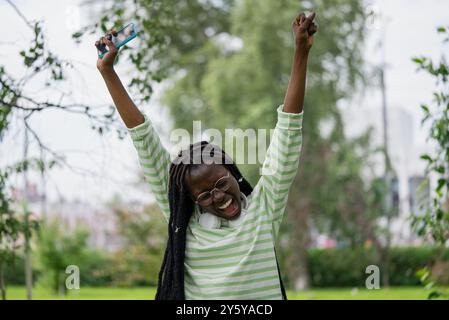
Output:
[45,199,124,252]
[341,104,432,245]
[12,182,123,252]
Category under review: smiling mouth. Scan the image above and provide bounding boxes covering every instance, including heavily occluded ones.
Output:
[216,197,239,218]
[218,198,233,210]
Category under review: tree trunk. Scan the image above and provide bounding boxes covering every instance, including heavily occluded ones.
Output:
[0,261,6,300]
[287,184,311,291]
[380,245,391,287]
[24,245,32,300]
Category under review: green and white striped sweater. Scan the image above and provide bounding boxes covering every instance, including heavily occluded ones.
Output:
[128,104,303,300]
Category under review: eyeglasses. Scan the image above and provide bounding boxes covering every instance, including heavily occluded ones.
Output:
[195,172,232,206]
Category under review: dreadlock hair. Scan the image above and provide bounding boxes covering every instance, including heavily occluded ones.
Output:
[155,140,253,300]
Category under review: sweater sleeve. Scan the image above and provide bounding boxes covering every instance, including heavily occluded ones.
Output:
[127,114,171,223]
[258,104,304,239]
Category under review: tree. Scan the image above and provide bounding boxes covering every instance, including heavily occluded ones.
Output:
[80,0,387,290]
[411,26,449,299]
[0,1,126,299]
[107,196,166,286]
[35,218,91,295]
[0,160,41,300]
[73,0,235,104]
[412,26,449,245]
[162,0,368,289]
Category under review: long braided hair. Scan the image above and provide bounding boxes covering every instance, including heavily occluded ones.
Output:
[155,141,253,300]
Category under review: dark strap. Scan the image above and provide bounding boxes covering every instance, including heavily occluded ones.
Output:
[273,245,287,300]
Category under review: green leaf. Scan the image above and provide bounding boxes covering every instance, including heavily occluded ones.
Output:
[435,166,445,174]
[420,154,433,163]
[420,104,430,114]
[71,31,83,39]
[436,208,444,220]
[428,291,441,300]
[436,178,446,193]
[412,57,425,65]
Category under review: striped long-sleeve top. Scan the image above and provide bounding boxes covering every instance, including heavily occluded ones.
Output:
[128,104,303,300]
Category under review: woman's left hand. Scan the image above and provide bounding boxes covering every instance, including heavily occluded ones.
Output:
[292,12,317,54]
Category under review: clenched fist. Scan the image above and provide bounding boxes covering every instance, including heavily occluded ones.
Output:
[95,29,119,73]
[292,12,317,54]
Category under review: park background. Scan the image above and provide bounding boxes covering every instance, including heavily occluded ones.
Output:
[0,0,448,300]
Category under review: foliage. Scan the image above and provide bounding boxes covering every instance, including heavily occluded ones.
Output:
[0,1,134,299]
[106,197,167,287]
[0,168,39,299]
[80,0,387,288]
[315,129,387,246]
[161,0,382,288]
[74,0,235,104]
[411,26,449,245]
[7,246,449,290]
[308,247,449,288]
[4,252,113,288]
[410,26,449,300]
[35,218,94,294]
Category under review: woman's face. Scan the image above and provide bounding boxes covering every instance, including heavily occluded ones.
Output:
[185,164,242,220]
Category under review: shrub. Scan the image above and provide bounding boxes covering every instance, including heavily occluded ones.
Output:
[307,247,449,287]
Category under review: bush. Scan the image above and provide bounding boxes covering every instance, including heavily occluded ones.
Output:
[308,247,449,287]
[7,246,448,288]
[4,256,27,285]
[4,251,112,288]
[388,247,437,286]
[35,218,116,293]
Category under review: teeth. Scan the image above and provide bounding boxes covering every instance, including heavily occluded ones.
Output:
[218,199,232,210]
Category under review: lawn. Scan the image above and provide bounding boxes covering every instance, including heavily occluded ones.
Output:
[5,286,441,300]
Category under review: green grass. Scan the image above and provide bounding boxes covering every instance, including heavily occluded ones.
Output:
[5,286,442,300]
[7,286,157,300]
[288,287,437,300]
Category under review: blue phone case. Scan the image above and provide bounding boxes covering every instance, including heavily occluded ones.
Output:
[98,22,138,59]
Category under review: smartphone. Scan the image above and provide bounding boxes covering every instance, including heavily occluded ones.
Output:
[97,22,138,59]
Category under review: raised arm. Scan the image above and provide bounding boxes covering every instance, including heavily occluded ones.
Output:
[95,31,171,222]
[96,31,144,128]
[283,12,317,114]
[258,12,317,238]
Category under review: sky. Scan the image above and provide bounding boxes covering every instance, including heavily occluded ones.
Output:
[0,0,448,209]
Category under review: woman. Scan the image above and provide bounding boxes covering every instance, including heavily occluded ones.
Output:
[96,12,317,300]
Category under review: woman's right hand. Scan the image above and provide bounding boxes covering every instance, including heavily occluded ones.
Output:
[292,12,317,55]
[95,30,119,73]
